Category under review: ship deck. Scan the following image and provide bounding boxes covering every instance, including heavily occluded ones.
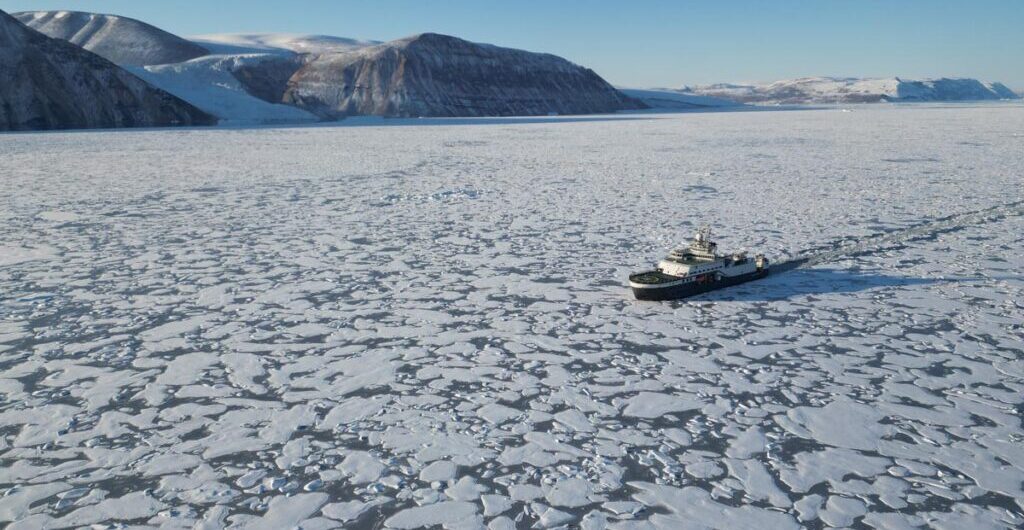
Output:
[629,270,682,285]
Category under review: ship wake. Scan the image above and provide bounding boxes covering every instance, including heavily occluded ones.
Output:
[774,198,1024,273]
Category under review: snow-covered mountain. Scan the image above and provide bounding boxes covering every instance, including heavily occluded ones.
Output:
[0,9,214,131]
[13,10,208,66]
[283,33,645,118]
[683,77,1022,105]
[12,9,643,123]
[190,33,378,55]
[9,11,326,124]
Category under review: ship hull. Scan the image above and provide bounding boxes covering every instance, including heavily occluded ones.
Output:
[631,269,769,301]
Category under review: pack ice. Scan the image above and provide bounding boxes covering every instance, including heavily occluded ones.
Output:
[1,103,1023,529]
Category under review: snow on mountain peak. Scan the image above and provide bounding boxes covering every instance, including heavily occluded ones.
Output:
[683,76,1021,105]
[190,33,380,56]
[13,10,209,66]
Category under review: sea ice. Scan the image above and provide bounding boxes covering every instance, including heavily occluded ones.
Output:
[1,104,1022,528]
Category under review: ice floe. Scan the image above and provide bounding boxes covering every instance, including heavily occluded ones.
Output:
[1,105,1023,528]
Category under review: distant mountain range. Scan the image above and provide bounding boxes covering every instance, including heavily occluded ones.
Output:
[2,9,1020,131]
[618,89,741,110]
[0,10,213,131]
[681,77,1021,105]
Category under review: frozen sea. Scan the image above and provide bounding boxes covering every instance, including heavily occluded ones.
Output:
[1,103,1023,529]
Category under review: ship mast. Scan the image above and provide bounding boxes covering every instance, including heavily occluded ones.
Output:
[696,225,711,245]
[689,225,717,257]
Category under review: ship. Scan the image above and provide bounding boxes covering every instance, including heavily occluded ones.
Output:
[629,226,769,301]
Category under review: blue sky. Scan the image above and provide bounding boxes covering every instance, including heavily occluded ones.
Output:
[4,0,1022,88]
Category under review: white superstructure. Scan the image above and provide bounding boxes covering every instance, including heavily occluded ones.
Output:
[657,226,763,279]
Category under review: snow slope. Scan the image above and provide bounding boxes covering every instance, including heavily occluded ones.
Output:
[190,33,378,55]
[2,104,1023,528]
[13,10,208,66]
[128,54,318,125]
[686,76,1022,105]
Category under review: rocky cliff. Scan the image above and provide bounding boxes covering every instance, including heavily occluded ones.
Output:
[13,10,208,66]
[0,10,215,131]
[283,33,644,118]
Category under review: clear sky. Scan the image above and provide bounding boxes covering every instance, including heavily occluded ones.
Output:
[4,0,1022,89]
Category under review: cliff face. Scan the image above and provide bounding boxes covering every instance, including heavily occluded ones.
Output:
[13,10,209,66]
[0,10,215,131]
[230,54,308,104]
[283,33,644,118]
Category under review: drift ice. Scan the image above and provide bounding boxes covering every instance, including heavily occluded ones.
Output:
[629,225,770,300]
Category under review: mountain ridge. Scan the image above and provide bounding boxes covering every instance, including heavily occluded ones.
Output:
[283,32,645,118]
[13,10,209,66]
[0,9,214,131]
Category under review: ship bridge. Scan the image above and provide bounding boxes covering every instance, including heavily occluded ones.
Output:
[658,226,725,277]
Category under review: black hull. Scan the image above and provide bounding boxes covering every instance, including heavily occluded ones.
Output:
[632,269,769,301]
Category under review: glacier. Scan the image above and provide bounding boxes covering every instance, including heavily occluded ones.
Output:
[127,55,319,126]
[1,103,1023,529]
